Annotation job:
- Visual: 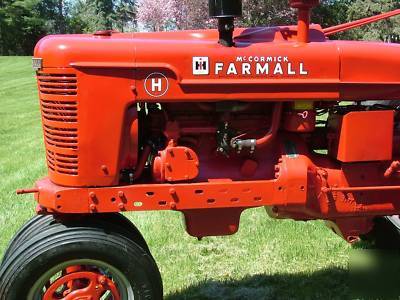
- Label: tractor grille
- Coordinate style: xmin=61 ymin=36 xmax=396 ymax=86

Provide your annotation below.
xmin=41 ymin=100 xmax=78 ymax=123
xmin=37 ymin=73 xmax=77 ymax=95
xmin=38 ymin=72 xmax=79 ymax=176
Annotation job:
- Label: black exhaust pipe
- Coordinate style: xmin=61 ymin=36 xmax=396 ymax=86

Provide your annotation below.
xmin=209 ymin=0 xmax=242 ymax=47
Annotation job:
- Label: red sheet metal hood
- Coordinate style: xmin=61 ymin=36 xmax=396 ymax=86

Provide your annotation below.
xmin=33 ymin=26 xmax=400 ymax=101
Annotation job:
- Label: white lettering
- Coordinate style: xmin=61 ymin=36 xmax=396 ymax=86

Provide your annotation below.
xmin=242 ymin=63 xmax=251 ymax=75
xmin=227 ymin=63 xmax=237 ymax=75
xmin=300 ymin=63 xmax=308 ymax=75
xmin=215 ymin=63 xmax=224 ymax=75
xmin=151 ymin=78 xmax=162 ymax=92
xmin=256 ymin=63 xmax=269 ymax=75
xmin=288 ymin=63 xmax=296 ymax=75
xmin=273 ymin=63 xmax=283 ymax=75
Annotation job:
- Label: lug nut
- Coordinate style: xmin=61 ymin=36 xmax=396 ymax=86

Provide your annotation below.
xmin=89 ymin=204 xmax=96 ymax=212
xmin=98 ymin=275 xmax=107 ymax=285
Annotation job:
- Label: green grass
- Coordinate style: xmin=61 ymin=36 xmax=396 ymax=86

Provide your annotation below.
xmin=0 ymin=57 xmax=351 ymax=299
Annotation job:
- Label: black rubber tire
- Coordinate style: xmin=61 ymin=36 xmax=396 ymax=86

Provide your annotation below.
xmin=361 ymin=216 xmax=400 ymax=249
xmin=1 ymin=213 xmax=150 ymax=265
xmin=1 ymin=214 xmax=53 ymax=264
xmin=0 ymin=220 xmax=163 ymax=299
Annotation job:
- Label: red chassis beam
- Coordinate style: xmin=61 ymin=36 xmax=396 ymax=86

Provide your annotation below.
xmin=33 ymin=154 xmax=400 ymax=221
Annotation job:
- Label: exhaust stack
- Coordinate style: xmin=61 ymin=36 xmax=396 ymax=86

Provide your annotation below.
xmin=209 ymin=0 xmax=242 ymax=47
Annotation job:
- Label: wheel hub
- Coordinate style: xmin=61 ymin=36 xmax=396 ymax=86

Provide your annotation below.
xmin=43 ymin=270 xmax=120 ymax=300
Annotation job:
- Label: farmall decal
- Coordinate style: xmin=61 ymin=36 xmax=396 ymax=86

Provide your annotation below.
xmin=192 ymin=56 xmax=308 ymax=76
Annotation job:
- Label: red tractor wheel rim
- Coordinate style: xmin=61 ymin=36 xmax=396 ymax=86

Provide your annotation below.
xmin=43 ymin=270 xmax=120 ymax=300
xmin=27 ymin=260 xmax=133 ymax=300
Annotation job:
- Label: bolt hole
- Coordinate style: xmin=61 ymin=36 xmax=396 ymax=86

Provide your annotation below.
xmin=254 ymin=197 xmax=262 ymax=201
xmin=195 ymin=189 xmax=203 ymax=194
xmin=56 ymin=205 xmax=62 ymax=209
xmin=347 ymin=236 xmax=359 ymax=243
xmin=278 ymin=186 xmax=283 ymax=191
xmin=56 ymin=194 xmax=61 ymax=199
xmin=158 ymin=201 xmax=167 ymax=206
xmin=146 ymin=192 xmax=154 ymax=197
xmin=111 ymin=197 xmax=116 ymax=202
xmin=207 ymin=199 xmax=215 ymax=204
xmin=243 ymin=188 xmax=251 ymax=193
xmin=300 ymin=186 xmax=305 ymax=191
xmin=231 ymin=198 xmax=239 ymax=202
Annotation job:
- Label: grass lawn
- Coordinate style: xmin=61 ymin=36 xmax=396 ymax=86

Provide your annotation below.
xmin=0 ymin=56 xmax=351 ymax=299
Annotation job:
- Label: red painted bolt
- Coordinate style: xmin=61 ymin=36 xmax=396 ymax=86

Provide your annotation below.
xmin=169 ymin=188 xmax=176 ymax=195
xmin=89 ymin=192 xmax=96 ymax=199
xmin=118 ymin=191 xmax=124 ymax=198
xmin=170 ymin=202 xmax=176 ymax=209
xmin=98 ymin=275 xmax=107 ymax=285
xmin=118 ymin=203 xmax=124 ymax=210
xmin=89 ymin=204 xmax=96 ymax=211
xmin=101 ymin=165 xmax=108 ymax=174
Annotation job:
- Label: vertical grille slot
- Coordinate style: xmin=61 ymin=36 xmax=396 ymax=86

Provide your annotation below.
xmin=38 ymin=71 xmax=79 ymax=176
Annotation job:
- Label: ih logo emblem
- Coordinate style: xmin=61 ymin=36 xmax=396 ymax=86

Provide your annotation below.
xmin=193 ymin=57 xmax=209 ymax=75
xmin=144 ymin=72 xmax=169 ymax=97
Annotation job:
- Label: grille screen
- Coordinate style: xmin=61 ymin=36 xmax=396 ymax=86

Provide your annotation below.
xmin=38 ymin=72 xmax=79 ymax=176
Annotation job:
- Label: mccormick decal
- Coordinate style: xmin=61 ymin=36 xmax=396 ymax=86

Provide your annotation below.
xmin=193 ymin=56 xmax=308 ymax=76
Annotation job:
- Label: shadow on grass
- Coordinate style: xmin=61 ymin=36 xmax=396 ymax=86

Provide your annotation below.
xmin=166 ymin=267 xmax=349 ymax=300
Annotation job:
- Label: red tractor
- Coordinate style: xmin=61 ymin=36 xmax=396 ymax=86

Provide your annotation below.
xmin=1 ymin=0 xmax=400 ymax=298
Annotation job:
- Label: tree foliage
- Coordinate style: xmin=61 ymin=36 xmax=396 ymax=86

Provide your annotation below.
xmin=345 ymin=0 xmax=400 ymax=41
xmin=1 ymin=0 xmax=400 ymax=55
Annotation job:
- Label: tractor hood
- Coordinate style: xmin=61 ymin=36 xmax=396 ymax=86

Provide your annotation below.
xmin=34 ymin=26 xmax=400 ymax=101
